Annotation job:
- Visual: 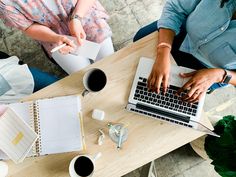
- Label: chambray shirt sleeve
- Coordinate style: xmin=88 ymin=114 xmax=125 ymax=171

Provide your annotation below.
xmin=158 ymin=0 xmax=201 ymax=35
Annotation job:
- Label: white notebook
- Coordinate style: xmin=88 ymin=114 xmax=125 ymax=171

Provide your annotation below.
xmin=0 ymin=95 xmax=85 ymax=162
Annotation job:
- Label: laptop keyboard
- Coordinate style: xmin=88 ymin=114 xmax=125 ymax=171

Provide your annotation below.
xmin=133 ymin=77 xmax=198 ymax=116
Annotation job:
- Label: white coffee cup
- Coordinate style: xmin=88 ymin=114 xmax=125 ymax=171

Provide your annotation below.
xmin=82 ymin=68 xmax=107 ymax=97
xmin=69 ymin=153 xmax=101 ymax=177
xmin=0 ymin=161 xmax=8 ymax=177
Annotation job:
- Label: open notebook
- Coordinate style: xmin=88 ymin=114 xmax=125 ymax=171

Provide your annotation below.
xmin=0 ymin=95 xmax=85 ymax=162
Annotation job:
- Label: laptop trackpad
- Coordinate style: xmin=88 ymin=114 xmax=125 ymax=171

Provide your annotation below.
xmin=169 ymin=65 xmax=195 ymax=87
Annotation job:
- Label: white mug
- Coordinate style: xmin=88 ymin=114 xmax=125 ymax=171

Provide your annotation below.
xmin=0 ymin=161 xmax=8 ymax=177
xmin=69 ymin=153 xmax=101 ymax=177
xmin=82 ymin=68 xmax=107 ymax=97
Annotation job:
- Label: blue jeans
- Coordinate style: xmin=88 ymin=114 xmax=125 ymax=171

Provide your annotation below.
xmin=133 ymin=21 xmax=227 ymax=91
xmin=29 ymin=68 xmax=59 ymax=92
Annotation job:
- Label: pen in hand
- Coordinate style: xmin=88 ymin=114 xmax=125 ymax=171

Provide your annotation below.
xmin=50 ymin=43 xmax=67 ymax=53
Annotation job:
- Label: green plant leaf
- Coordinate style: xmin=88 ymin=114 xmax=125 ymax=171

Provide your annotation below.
xmin=205 ymin=115 xmax=236 ymax=177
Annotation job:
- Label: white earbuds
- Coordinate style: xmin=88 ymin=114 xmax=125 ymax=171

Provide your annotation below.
xmin=92 ymin=109 xmax=105 ymax=121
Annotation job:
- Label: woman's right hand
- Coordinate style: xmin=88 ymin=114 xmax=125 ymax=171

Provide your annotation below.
xmin=147 ymin=48 xmax=171 ymax=94
xmin=54 ymin=35 xmax=76 ymax=55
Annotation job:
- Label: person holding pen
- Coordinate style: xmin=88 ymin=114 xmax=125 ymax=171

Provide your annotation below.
xmin=0 ymin=0 xmax=114 ymax=74
xmin=133 ymin=0 xmax=236 ymax=103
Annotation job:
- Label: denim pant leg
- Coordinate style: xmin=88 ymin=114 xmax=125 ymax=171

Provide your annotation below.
xmin=133 ymin=21 xmax=227 ymax=91
xmin=29 ymin=67 xmax=59 ymax=92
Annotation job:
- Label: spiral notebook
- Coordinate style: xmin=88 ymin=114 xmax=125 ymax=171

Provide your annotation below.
xmin=0 ymin=95 xmax=85 ymax=162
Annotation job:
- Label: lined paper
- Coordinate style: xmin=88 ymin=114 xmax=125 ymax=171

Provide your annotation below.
xmin=0 ymin=108 xmax=38 ymax=163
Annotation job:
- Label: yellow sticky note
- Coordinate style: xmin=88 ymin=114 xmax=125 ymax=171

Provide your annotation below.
xmin=12 ymin=132 xmax=24 ymax=145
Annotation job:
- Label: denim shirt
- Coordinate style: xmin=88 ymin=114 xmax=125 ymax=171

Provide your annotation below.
xmin=158 ymin=0 xmax=236 ymax=69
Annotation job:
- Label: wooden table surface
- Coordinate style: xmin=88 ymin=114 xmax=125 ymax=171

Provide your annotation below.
xmin=7 ymin=32 xmax=212 ymax=177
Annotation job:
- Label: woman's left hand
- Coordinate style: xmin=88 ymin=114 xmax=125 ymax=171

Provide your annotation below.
xmin=177 ymin=68 xmax=224 ymax=103
xmin=68 ymin=18 xmax=86 ymax=46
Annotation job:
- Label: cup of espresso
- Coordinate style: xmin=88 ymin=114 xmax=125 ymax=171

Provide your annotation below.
xmin=82 ymin=68 xmax=107 ymax=96
xmin=69 ymin=153 xmax=101 ymax=177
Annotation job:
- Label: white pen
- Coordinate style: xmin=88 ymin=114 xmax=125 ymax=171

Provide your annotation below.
xmin=50 ymin=43 xmax=67 ymax=53
xmin=117 ymin=128 xmax=124 ymax=149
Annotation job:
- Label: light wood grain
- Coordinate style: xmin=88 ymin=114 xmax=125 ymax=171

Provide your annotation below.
xmin=7 ymin=32 xmax=212 ymax=177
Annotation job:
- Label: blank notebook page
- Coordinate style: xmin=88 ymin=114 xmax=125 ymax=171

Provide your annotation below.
xmin=8 ymin=102 xmax=32 ymax=126
xmin=37 ymin=96 xmax=82 ymax=155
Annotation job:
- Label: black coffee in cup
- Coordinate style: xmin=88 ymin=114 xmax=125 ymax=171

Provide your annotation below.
xmin=87 ymin=69 xmax=107 ymax=92
xmin=74 ymin=156 xmax=94 ymax=176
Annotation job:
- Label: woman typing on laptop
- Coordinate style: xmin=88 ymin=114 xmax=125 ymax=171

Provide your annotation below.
xmin=0 ymin=0 xmax=114 ymax=74
xmin=133 ymin=0 xmax=236 ymax=103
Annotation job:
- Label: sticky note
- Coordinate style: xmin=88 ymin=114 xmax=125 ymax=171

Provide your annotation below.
xmin=12 ymin=132 xmax=24 ymax=145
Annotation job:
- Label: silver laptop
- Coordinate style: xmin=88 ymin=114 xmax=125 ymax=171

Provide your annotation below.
xmin=126 ymin=57 xmax=206 ymax=130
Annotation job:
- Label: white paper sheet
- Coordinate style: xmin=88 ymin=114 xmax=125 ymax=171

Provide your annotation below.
xmin=68 ymin=36 xmax=101 ymax=60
